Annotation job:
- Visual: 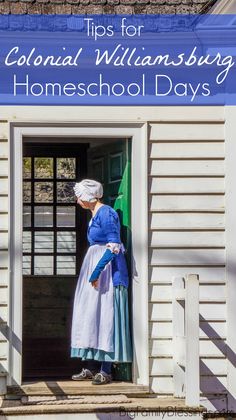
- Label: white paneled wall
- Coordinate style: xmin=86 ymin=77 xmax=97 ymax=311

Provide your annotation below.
xmin=0 ymin=130 xmax=9 ymax=379
xmin=148 ymin=121 xmax=226 ymax=398
xmin=0 ymin=109 xmax=228 ymax=403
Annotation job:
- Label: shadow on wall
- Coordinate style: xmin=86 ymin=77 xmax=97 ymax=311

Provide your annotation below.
xmin=148 ymin=250 xmax=236 ymax=412
xmin=199 ymin=315 xmax=235 ymax=412
xmin=1 ymin=250 xmax=236 ymax=411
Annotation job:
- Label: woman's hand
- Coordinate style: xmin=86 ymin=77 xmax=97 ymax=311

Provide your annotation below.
xmin=91 ymin=279 xmax=98 ymax=288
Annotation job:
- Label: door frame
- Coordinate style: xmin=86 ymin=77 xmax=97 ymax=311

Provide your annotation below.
xmin=9 ymin=123 xmax=149 ymax=387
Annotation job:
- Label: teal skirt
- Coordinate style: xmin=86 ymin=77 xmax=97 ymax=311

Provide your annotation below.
xmin=71 ymin=285 xmax=132 ymax=362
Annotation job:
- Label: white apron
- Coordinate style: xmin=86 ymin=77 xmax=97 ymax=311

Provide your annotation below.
xmin=71 ymin=244 xmax=114 ymax=353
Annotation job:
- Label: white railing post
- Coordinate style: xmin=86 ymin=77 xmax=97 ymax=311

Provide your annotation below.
xmin=185 ymin=274 xmax=200 ymax=407
xmin=172 ymin=276 xmax=186 ymax=398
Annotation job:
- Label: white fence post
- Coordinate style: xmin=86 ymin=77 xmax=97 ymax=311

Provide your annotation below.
xmin=185 ymin=274 xmax=200 ymax=407
xmin=172 ymin=276 xmax=185 ymax=398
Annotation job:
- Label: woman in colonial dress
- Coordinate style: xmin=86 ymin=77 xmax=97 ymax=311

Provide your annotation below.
xmin=71 ymin=179 xmax=132 ymax=385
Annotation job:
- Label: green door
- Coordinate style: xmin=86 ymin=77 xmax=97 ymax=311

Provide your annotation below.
xmin=87 ymin=139 xmax=132 ymax=381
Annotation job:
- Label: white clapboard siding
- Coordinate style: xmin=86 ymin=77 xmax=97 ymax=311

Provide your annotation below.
xmin=200 ymin=377 xmax=227 ymax=394
xmin=151 ymin=195 xmax=225 ymax=211
xmin=150 ymin=358 xmax=227 ymax=376
xmin=0 ymin=305 xmax=8 ymax=323
xmin=151 ymin=177 xmax=225 ymax=194
xmin=0 ymin=341 xmax=8 ymax=360
xmin=200 ymin=396 xmax=227 ymax=412
xmin=0 ymin=215 xmax=8 ymax=231
xmin=201 ymin=396 xmax=228 ymax=411
xmin=149 ymin=123 xmax=225 ymax=141
xmin=191 ymin=303 xmax=225 ymax=320
xmin=148 ymin=119 xmax=226 ymax=398
xmin=199 ymin=321 xmax=226 ymax=339
xmin=150 ymin=303 xmax=226 ymax=321
xmin=150 ymin=267 xmax=225 ymax=284
xmin=0 ymin=161 xmax=8 ymax=177
xmin=200 ymin=359 xmax=227 ymax=376
xmin=150 ymin=358 xmax=174 ymax=376
xmin=0 ymin=323 xmax=8 ymax=343
xmin=150 ymin=377 xmax=173 ymax=394
xmin=150 ymin=321 xmax=173 ymax=338
xmin=0 ymin=288 xmax=8 ymax=304
xmin=0 ymin=143 xmax=8 ymax=159
xmin=150 ymin=285 xmax=226 ymax=302
xmin=150 ymin=231 xmax=225 ymax=248
xmin=0 ymin=270 xmax=8 ymax=286
xmin=150 ymin=160 xmax=225 ymax=176
xmin=150 ymin=339 xmax=226 ymax=358
xmin=0 ymin=252 xmax=8 ymax=269
xmin=0 ymin=360 xmax=8 ymax=374
xmin=0 ymin=125 xmax=8 ymax=140
xmin=151 ymin=376 xmax=227 ymax=395
xmin=151 ymin=249 xmax=225 ymax=266
xmin=0 ymin=106 xmax=225 ymax=122
xmin=150 ymin=321 xmax=226 ymax=339
xmin=151 ymin=213 xmax=225 ymax=229
xmin=0 ymin=198 xmax=8 ymax=213
xmin=0 ymin=180 xmax=8 ymax=196
xmin=150 ymin=142 xmax=225 ymax=158
xmin=0 ymin=233 xmax=8 ymax=250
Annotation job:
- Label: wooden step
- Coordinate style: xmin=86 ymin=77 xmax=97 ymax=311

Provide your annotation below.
xmin=0 ymin=396 xmax=204 ymax=418
xmin=7 ymin=381 xmax=149 ymax=397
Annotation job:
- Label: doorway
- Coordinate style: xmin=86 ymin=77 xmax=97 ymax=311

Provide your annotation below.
xmin=22 ymin=138 xmax=131 ymax=381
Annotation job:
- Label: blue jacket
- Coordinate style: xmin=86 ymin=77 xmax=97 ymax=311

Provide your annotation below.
xmin=87 ymin=205 xmax=129 ymax=288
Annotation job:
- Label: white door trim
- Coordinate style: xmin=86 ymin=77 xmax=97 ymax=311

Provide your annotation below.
xmin=9 ymin=123 xmax=149 ymax=387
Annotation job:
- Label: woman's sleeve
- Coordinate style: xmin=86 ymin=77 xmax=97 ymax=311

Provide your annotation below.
xmin=88 ymin=207 xmax=121 ymax=282
xmin=100 ymin=206 xmax=121 ymax=243
xmin=89 ymin=248 xmax=115 ymax=282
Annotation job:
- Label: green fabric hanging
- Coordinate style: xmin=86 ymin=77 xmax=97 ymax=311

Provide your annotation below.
xmin=113 ymin=161 xmax=131 ymax=230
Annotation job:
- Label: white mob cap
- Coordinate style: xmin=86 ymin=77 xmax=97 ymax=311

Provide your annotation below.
xmin=74 ymin=179 xmax=103 ymax=202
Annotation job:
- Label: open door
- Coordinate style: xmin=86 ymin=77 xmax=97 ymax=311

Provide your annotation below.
xmin=22 ymin=142 xmax=89 ymax=380
xmin=88 ymin=139 xmax=132 ymax=381
xmin=22 ymin=138 xmax=132 ymax=381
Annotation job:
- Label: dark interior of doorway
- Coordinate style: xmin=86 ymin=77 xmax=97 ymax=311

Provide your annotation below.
xmin=22 ymin=138 xmax=132 ymax=382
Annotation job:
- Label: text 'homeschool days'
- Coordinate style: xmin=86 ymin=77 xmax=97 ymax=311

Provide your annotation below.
xmin=4 ymin=45 xmax=233 ymax=102
xmin=1 ymin=15 xmax=236 ymax=104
